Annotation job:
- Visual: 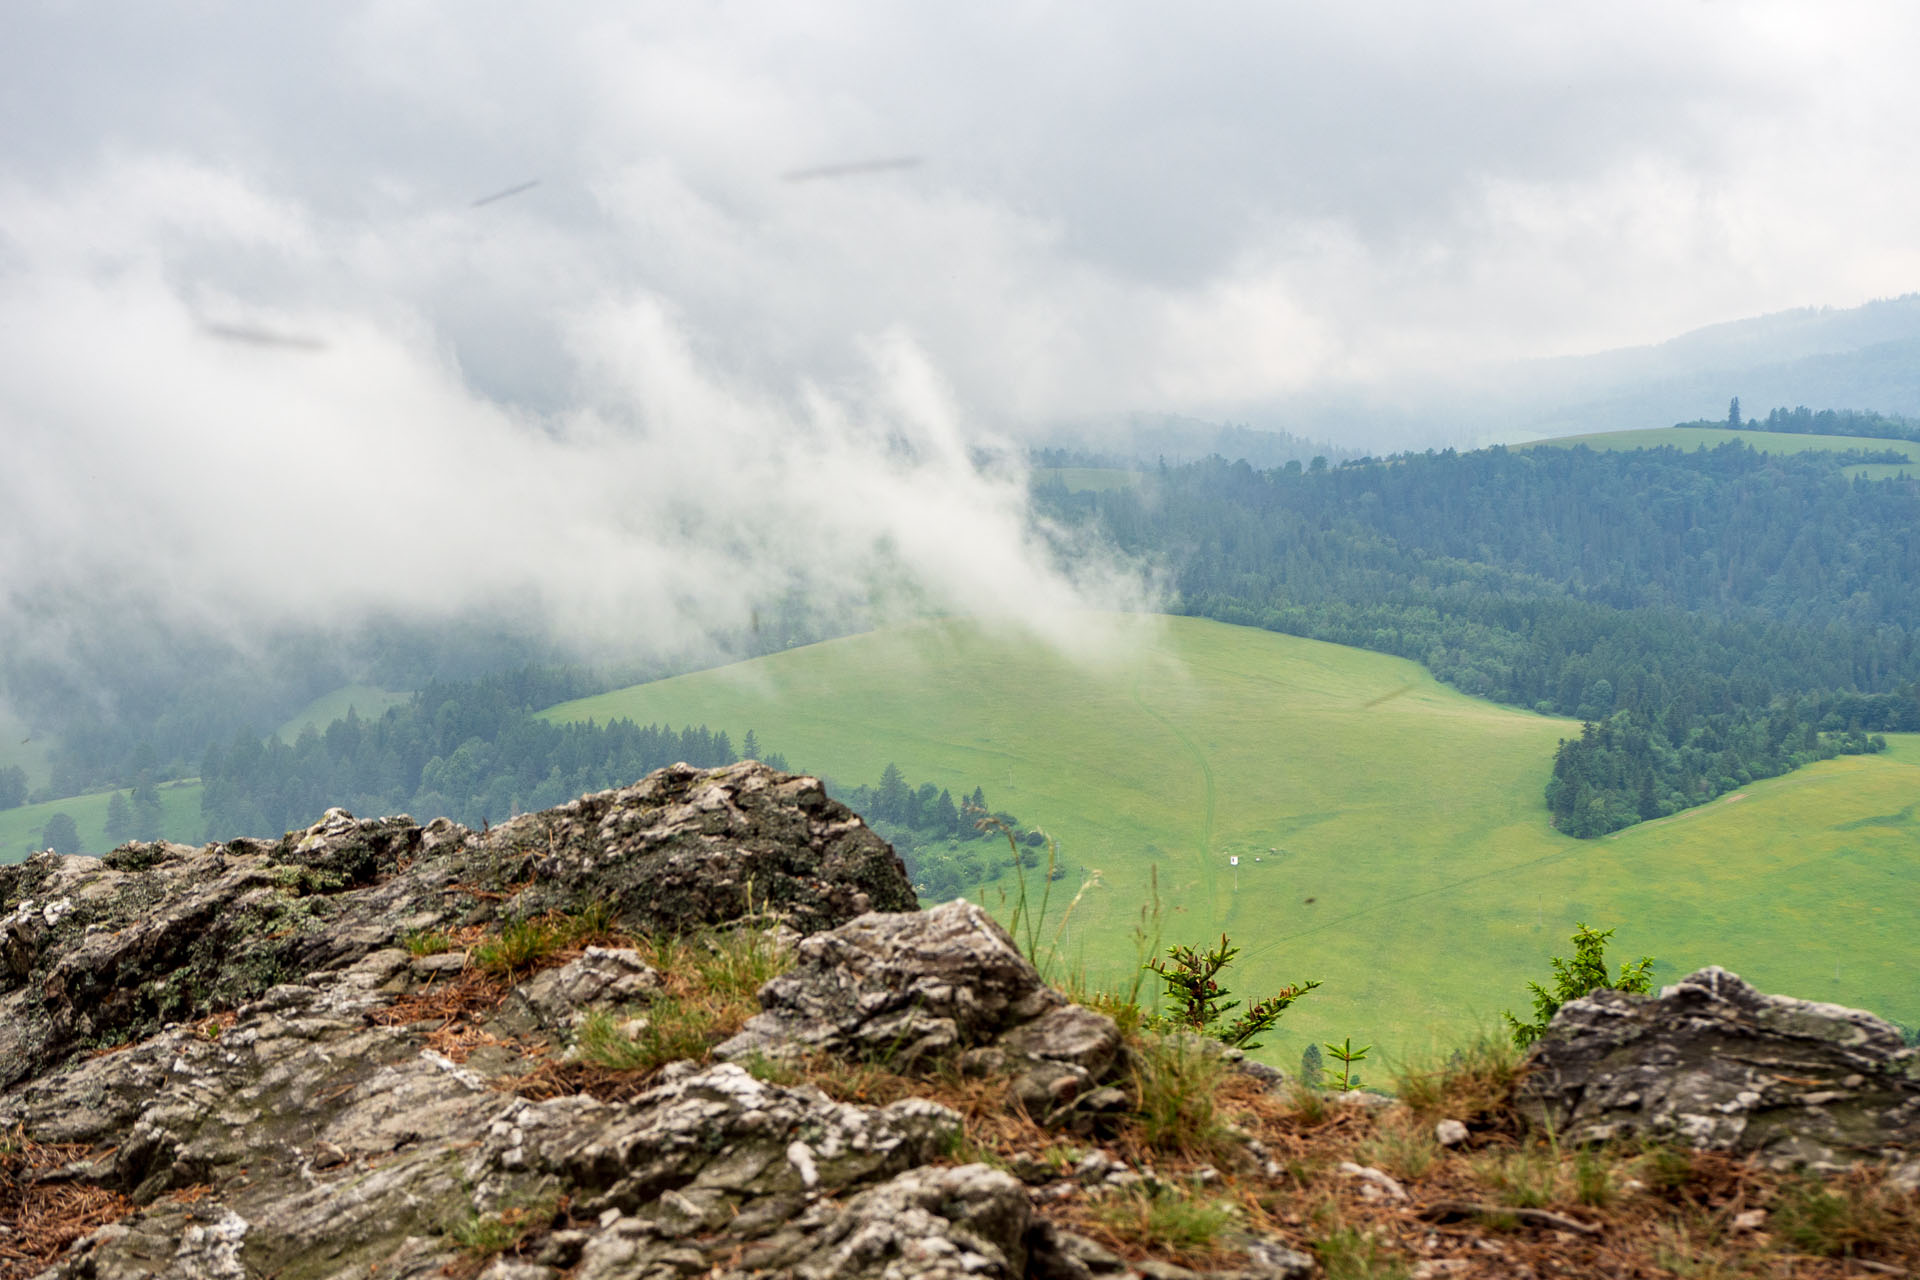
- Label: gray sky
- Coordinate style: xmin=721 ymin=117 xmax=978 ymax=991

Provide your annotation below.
xmin=2 ymin=0 xmax=1915 ymax=655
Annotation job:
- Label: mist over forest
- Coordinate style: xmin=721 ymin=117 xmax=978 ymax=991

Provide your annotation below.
xmin=6 ymin=2 xmax=1920 ymax=868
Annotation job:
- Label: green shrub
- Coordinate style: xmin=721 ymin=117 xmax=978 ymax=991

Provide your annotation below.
xmin=1322 ymin=1037 xmax=1369 ymax=1091
xmin=1504 ymin=923 xmax=1653 ymax=1048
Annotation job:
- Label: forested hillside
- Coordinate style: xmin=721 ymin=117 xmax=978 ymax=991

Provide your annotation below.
xmin=1037 ymin=438 xmax=1920 ymax=833
xmin=1683 ymin=403 xmax=1920 ymax=443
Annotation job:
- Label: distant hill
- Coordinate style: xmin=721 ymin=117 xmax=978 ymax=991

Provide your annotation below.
xmin=1494 ymin=295 xmax=1920 ymax=442
xmin=1170 ymin=293 xmax=1920 ymax=451
xmin=1034 ymin=412 xmax=1357 ymax=469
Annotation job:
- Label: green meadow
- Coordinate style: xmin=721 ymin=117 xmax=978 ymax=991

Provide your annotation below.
xmin=0 ymin=780 xmax=206 ymax=861
xmin=0 ymin=701 xmax=51 ymax=791
xmin=1523 ymin=425 xmax=1919 ymax=480
xmin=543 ymin=615 xmax=1920 ymax=1065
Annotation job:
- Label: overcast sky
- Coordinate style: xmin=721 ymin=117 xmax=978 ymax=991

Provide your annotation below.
xmin=3 ymin=1 xmax=1916 ymax=657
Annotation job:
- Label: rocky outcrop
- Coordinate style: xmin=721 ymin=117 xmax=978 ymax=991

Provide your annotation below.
xmin=10 ymin=762 xmax=1918 ymax=1280
xmin=0 ymin=764 xmax=1243 ymax=1280
xmin=717 ymin=900 xmax=1128 ymax=1128
xmin=470 ymin=762 xmax=917 ymax=935
xmin=0 ymin=762 xmax=907 ymax=1092
xmin=1517 ymin=965 xmax=1920 ymax=1170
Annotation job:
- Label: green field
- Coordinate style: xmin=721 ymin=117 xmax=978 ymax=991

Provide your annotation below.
xmin=543 ymin=615 xmax=1920 ymax=1065
xmin=0 ymin=780 xmax=206 ymax=861
xmin=1524 ymin=425 xmax=1919 ymax=480
xmin=276 ymin=684 xmax=410 ymax=742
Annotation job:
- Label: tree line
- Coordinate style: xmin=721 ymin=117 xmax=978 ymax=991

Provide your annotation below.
xmin=198 ymin=692 xmax=762 ymax=839
xmin=1544 ymin=710 xmax=1886 ymax=837
xmin=828 ymin=763 xmax=1042 ymax=901
xmin=1681 ymin=403 xmax=1920 ymax=444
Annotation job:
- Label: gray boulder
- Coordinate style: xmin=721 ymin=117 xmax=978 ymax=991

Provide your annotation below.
xmin=0 ymin=763 xmax=909 ymax=1091
xmin=717 ymin=898 xmax=1066 ymax=1068
xmin=1517 ymin=965 xmax=1920 ymax=1169
xmin=502 ymin=947 xmax=662 ymax=1034
xmin=468 ymin=761 xmax=916 ymax=935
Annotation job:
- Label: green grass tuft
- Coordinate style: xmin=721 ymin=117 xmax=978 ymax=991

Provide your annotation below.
xmin=1313 ymin=1227 xmax=1410 ymax=1280
xmin=1087 ymin=1182 xmax=1236 ymax=1254
xmin=1128 ymin=1031 xmax=1236 ymax=1161
xmin=402 ymin=928 xmax=454 ymax=957
xmin=472 ymin=917 xmax=568 ymax=979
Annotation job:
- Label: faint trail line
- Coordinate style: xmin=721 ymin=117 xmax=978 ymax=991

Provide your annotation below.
xmin=1233 ymin=843 xmax=1591 ymax=969
xmin=1130 ymin=669 xmax=1218 ymax=929
xmin=1360 ymin=683 xmax=1416 ymax=710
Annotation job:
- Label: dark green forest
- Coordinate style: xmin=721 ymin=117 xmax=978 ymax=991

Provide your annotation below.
xmin=195 ymin=668 xmax=762 ymax=838
xmin=1035 ymin=439 xmax=1920 ymax=834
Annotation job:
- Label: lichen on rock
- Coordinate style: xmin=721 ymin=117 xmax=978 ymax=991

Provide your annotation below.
xmin=1517 ymin=964 xmax=1920 ymax=1169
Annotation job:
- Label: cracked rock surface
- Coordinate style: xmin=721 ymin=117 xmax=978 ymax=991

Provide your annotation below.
xmin=1517 ymin=965 xmax=1920 ymax=1168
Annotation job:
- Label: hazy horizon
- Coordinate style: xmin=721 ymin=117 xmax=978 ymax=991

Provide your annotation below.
xmin=4 ymin=0 xmax=1917 ymax=666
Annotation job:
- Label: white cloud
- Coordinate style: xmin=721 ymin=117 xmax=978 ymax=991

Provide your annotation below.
xmin=2 ymin=0 xmax=1918 ymax=653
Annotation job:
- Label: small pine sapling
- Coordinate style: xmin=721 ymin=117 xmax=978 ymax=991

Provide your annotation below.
xmin=1505 ymin=922 xmax=1654 ymax=1048
xmin=1299 ymin=1042 xmax=1324 ymax=1089
xmin=1323 ymin=1037 xmax=1369 ymax=1091
xmin=1143 ymin=933 xmax=1319 ymax=1050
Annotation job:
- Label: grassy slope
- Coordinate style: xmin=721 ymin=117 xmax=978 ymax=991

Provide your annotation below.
xmin=1523 ymin=425 xmax=1919 ymax=480
xmin=0 ymin=702 xmax=51 ymax=792
xmin=275 ymin=684 xmax=410 ymax=743
xmin=542 ymin=615 xmax=1920 ymax=1063
xmin=0 ymin=781 xmax=205 ymax=861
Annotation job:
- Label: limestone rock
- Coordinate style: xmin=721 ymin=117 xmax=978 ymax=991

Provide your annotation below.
xmin=0 ymin=763 xmax=908 ymax=1092
xmin=1516 ymin=965 xmax=1920 ymax=1168
xmin=507 ymin=1062 xmax=961 ymax=1215
xmin=467 ymin=761 xmax=915 ymax=935
xmin=503 ymin=947 xmax=661 ymax=1034
xmin=0 ymin=764 xmax=932 ymax=1280
xmin=717 ymin=898 xmax=1064 ymax=1068
xmin=756 ymin=1163 xmax=1034 ymax=1280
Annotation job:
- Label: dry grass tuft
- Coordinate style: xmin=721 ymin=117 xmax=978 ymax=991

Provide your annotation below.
xmin=1391 ymin=1033 xmax=1526 ymax=1127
